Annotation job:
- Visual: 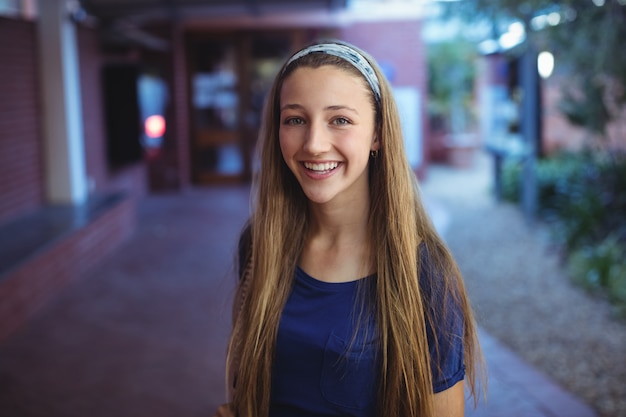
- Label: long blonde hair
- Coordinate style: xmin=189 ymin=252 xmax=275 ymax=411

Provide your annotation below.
xmin=227 ymin=40 xmax=483 ymax=417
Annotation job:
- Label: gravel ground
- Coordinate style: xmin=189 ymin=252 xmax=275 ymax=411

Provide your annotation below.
xmin=420 ymin=152 xmax=626 ymax=417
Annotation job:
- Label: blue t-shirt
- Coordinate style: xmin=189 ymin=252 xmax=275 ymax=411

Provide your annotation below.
xmin=269 ymin=253 xmax=466 ymax=417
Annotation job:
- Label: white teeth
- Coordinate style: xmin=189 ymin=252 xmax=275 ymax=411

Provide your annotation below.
xmin=304 ymin=162 xmax=339 ymax=172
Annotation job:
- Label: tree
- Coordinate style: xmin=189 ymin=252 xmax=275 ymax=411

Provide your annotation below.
xmin=427 ymin=37 xmax=477 ymax=134
xmin=443 ymin=0 xmax=626 ymax=146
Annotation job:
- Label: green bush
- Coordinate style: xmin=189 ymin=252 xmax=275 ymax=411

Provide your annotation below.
xmin=500 ymin=152 xmax=589 ymax=218
xmin=568 ymin=235 xmax=623 ymax=290
xmin=427 ymin=38 xmax=477 ymax=133
xmin=502 ymin=150 xmax=626 ymax=316
xmin=608 ymin=265 xmax=626 ymax=319
xmin=568 ymin=235 xmax=626 ymax=318
xmin=502 ymin=151 xmax=626 ymax=246
xmin=500 ymin=159 xmax=522 ymax=203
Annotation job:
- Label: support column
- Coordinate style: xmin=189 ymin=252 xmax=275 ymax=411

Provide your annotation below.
xmin=520 ymin=45 xmax=539 ymax=223
xmin=37 ymin=0 xmax=87 ymax=205
xmin=480 ymin=52 xmax=509 ymax=201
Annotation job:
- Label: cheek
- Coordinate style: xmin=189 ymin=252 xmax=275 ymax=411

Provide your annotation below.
xmin=345 ymin=131 xmax=374 ymax=160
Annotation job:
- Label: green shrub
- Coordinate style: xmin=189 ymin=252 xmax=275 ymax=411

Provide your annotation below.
xmin=502 ymin=151 xmax=626 ymax=246
xmin=500 ymin=151 xmax=590 ymax=218
xmin=567 ymin=235 xmax=626 ymax=318
xmin=502 ymin=150 xmax=626 ymax=316
xmin=500 ymin=159 xmax=522 ymax=203
xmin=607 ymin=265 xmax=626 ymax=319
xmin=568 ymin=235 xmax=623 ymax=289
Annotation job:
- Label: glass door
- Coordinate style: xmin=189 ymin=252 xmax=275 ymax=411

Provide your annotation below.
xmin=240 ymin=34 xmax=293 ymax=178
xmin=190 ymin=37 xmax=243 ymax=183
xmin=188 ymin=31 xmax=300 ymax=184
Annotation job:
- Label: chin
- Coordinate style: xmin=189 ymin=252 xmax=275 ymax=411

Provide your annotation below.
xmin=301 ymin=189 xmax=336 ymax=205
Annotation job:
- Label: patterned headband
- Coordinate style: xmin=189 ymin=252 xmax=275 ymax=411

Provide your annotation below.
xmin=284 ymin=43 xmax=381 ymax=103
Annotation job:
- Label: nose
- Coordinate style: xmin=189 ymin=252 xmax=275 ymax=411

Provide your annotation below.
xmin=302 ymin=121 xmax=330 ymax=155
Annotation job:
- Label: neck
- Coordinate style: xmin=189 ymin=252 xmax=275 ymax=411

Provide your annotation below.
xmin=306 ymin=196 xmax=370 ymax=248
xmin=299 ymin=195 xmax=374 ymax=282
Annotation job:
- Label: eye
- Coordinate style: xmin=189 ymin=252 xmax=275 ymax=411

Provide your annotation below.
xmin=284 ymin=117 xmax=305 ymax=126
xmin=332 ymin=117 xmax=351 ymax=126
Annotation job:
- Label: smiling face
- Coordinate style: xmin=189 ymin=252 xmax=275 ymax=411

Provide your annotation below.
xmin=278 ymin=65 xmax=379 ymax=207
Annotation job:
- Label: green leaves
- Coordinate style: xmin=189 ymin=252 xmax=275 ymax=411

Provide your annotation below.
xmin=501 ymin=151 xmax=626 ymax=318
xmin=445 ymin=0 xmax=626 ymax=142
xmin=427 ymin=38 xmax=477 ymax=132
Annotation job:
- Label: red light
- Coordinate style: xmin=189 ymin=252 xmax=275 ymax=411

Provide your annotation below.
xmin=145 ymin=115 xmax=165 ymax=138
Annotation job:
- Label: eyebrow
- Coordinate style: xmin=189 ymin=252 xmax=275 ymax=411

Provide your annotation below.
xmin=280 ymin=103 xmax=359 ymax=114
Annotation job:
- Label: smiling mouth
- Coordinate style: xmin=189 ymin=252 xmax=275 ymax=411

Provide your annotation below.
xmin=303 ymin=162 xmax=339 ymax=174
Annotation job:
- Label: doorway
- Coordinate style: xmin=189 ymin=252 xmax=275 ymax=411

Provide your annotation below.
xmin=187 ymin=31 xmax=296 ymax=184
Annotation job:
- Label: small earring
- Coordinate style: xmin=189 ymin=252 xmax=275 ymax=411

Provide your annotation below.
xmin=370 ymin=149 xmax=379 ymax=158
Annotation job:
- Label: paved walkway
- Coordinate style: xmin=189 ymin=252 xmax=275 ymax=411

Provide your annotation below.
xmin=0 ymin=158 xmax=598 ymax=416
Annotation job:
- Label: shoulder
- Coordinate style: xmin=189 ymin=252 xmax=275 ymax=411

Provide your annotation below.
xmin=417 ymin=242 xmax=466 ymax=392
xmin=417 ymin=242 xmax=463 ymax=324
xmin=417 ymin=243 xmax=446 ymax=303
xmin=417 ymin=242 xmax=463 ymax=305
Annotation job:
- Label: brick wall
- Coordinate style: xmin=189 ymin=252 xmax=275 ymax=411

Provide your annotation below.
xmin=0 ymin=196 xmax=135 ymax=343
xmin=541 ymin=75 xmax=588 ymax=154
xmin=340 ymin=19 xmax=428 ymax=174
xmin=0 ymin=18 xmax=147 ymax=224
xmin=0 ymin=18 xmax=145 ymax=342
xmin=0 ymin=17 xmax=44 ymax=224
xmin=340 ymin=20 xmax=425 ymax=89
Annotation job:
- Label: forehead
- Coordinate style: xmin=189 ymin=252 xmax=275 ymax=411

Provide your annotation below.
xmin=280 ymin=65 xmax=373 ymax=106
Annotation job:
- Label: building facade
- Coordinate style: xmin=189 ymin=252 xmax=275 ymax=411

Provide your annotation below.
xmin=0 ymin=0 xmax=429 ymax=341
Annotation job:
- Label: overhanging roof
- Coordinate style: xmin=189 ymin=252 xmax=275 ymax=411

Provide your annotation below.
xmin=81 ymin=0 xmax=348 ymax=24
xmin=75 ymin=0 xmax=349 ymax=50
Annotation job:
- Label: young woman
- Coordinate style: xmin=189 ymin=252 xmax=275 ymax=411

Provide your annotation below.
xmin=215 ymin=40 xmax=484 ymax=417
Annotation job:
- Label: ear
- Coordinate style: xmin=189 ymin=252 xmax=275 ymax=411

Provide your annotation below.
xmin=371 ymin=135 xmax=380 ymax=152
